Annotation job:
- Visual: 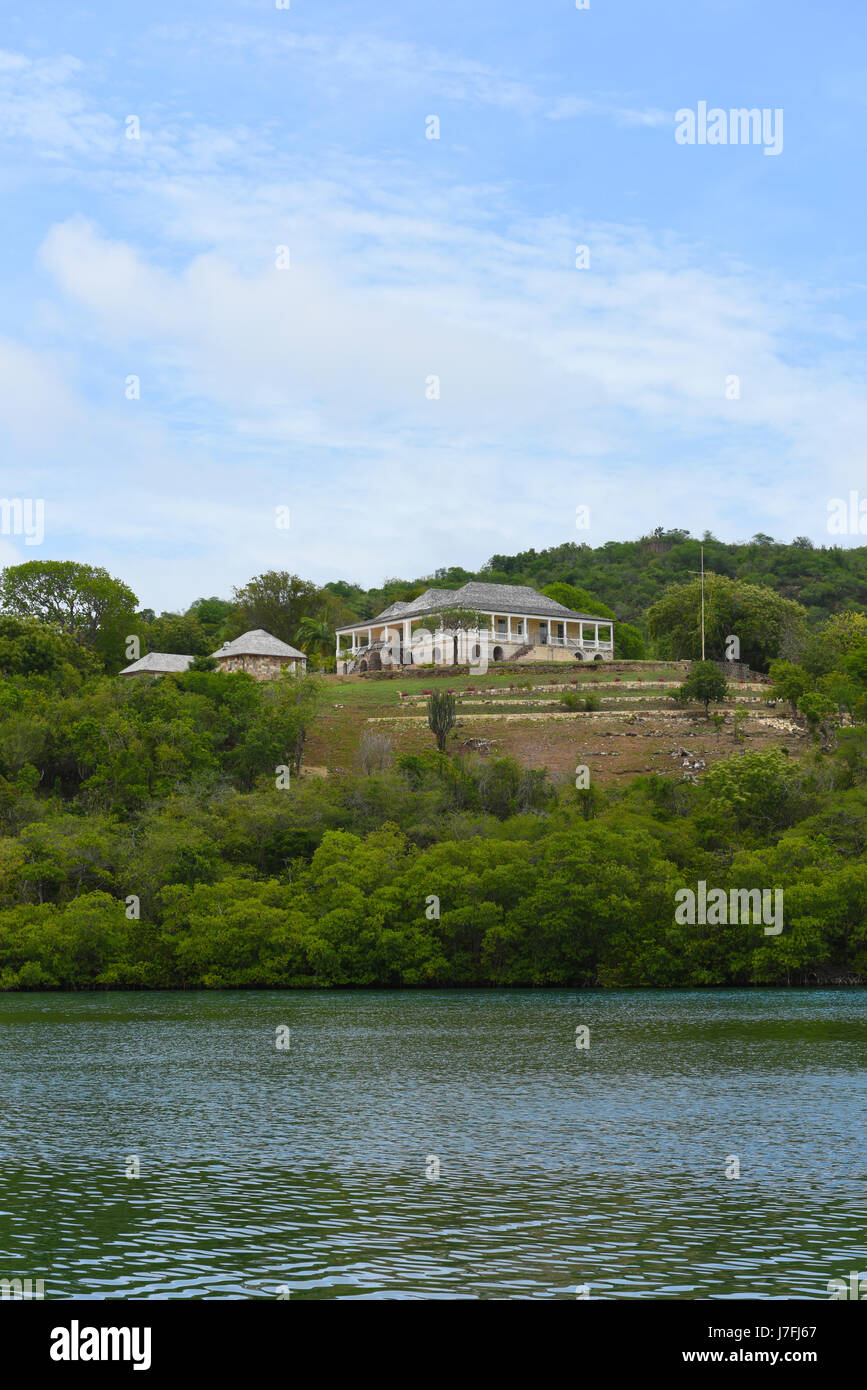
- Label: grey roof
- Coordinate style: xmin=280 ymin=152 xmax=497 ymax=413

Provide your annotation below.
xmin=212 ymin=628 xmax=307 ymax=660
xmin=120 ymin=652 xmax=194 ymax=675
xmin=375 ymin=599 xmax=412 ymax=620
xmin=363 ymin=582 xmax=609 ymax=625
xmin=372 ymin=589 xmax=456 ymax=621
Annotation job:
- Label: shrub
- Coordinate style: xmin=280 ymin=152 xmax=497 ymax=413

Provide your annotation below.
xmin=358 ymin=730 xmax=393 ymax=774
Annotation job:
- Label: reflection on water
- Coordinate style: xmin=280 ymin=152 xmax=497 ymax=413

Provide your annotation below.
xmin=1 ymin=989 xmax=864 ymax=1299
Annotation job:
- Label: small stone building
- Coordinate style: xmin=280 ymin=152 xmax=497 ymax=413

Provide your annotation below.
xmin=212 ymin=629 xmax=308 ymax=679
xmin=120 ymin=652 xmax=195 ymax=678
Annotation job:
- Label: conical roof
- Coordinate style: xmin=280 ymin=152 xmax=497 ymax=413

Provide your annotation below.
xmin=120 ymin=652 xmax=194 ymax=675
xmin=212 ymin=629 xmax=306 ymax=660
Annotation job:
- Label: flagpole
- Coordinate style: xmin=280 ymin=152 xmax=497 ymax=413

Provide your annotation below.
xmin=689 ymin=543 xmax=707 ymax=661
xmin=700 ymin=544 xmax=705 ymax=661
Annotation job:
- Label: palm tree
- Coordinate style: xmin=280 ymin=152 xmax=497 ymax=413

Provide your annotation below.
xmin=296 ymin=616 xmax=334 ymax=669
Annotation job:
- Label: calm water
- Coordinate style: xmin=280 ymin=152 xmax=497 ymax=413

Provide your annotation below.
xmin=0 ymin=989 xmax=864 ymax=1300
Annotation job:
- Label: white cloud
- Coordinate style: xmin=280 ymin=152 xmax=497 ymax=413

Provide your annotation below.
xmin=548 ymin=96 xmax=671 ymax=127
xmin=0 ymin=335 xmax=85 ymax=451
xmin=149 ymin=22 xmax=667 ymax=128
xmin=28 ymin=185 xmax=867 ymax=608
xmin=0 ymin=50 xmax=115 ymax=158
xmin=3 ymin=31 xmax=864 ymax=604
xmin=35 ymin=206 xmax=853 ymax=453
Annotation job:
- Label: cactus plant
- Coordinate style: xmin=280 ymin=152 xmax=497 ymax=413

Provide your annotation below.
xmin=427 ymin=691 xmax=456 ymax=753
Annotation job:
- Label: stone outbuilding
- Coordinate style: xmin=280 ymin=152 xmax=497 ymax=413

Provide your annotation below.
xmin=212 ymin=629 xmax=308 ymax=679
xmin=120 ymin=652 xmax=195 ymax=678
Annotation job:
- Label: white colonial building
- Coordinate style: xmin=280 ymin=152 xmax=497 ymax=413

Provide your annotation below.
xmin=336 ymin=581 xmax=614 ymax=673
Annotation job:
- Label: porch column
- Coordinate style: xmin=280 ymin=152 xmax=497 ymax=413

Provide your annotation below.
xmin=508 ymin=615 xmax=512 ymax=642
xmin=593 ymin=623 xmax=599 ymax=647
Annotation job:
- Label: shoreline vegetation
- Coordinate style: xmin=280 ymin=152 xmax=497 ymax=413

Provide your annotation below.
xmin=0 ymin=540 xmax=865 ymax=991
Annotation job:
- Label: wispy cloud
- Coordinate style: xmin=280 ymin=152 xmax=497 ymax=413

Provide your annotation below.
xmin=23 ymin=181 xmax=865 ymax=602
xmin=0 ymin=49 xmax=116 ymax=158
xmin=547 ymin=96 xmax=670 ymax=127
xmin=0 ymin=14 xmax=862 ymax=605
xmin=150 ymin=22 xmax=667 ymax=128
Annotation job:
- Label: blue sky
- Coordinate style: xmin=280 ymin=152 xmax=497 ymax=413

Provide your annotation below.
xmin=2 ymin=0 xmax=865 ymax=610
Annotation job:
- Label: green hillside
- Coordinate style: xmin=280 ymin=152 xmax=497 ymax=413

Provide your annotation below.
xmin=326 ymin=529 xmax=867 ymax=630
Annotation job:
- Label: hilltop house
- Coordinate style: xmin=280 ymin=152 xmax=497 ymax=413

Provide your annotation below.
xmin=335 ymin=582 xmax=614 ymax=673
xmin=121 ymin=629 xmax=307 ymax=680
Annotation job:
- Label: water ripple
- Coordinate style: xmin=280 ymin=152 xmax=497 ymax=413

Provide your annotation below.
xmin=0 ymin=988 xmax=864 ymax=1299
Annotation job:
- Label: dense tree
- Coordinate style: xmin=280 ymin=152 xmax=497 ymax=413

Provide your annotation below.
xmin=700 ymin=749 xmax=814 ymax=835
xmin=189 ymin=654 xmax=218 ymax=673
xmin=0 ymin=616 xmax=100 ymax=684
xmin=0 ymin=545 xmax=867 ymax=991
xmin=842 ymin=642 xmax=867 ymax=686
xmin=541 ymin=582 xmax=614 ymax=618
xmin=612 ymin=622 xmax=646 ymax=659
xmin=647 ymin=573 xmax=808 ymax=670
xmin=228 ymin=571 xmax=322 ymax=646
xmin=186 ymin=597 xmax=235 ymax=643
xmin=231 ymin=677 xmax=322 ymax=789
xmin=387 ymin=534 xmax=867 ymax=630
xmin=674 ymin=660 xmax=728 ymax=716
xmin=139 ymin=612 xmax=212 ymax=656
xmin=0 ymin=562 xmax=138 ymax=665
xmin=0 ymin=725 xmax=863 ymax=987
xmin=769 ymin=660 xmax=811 ymax=713
xmin=799 ymin=612 xmax=867 ymax=677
